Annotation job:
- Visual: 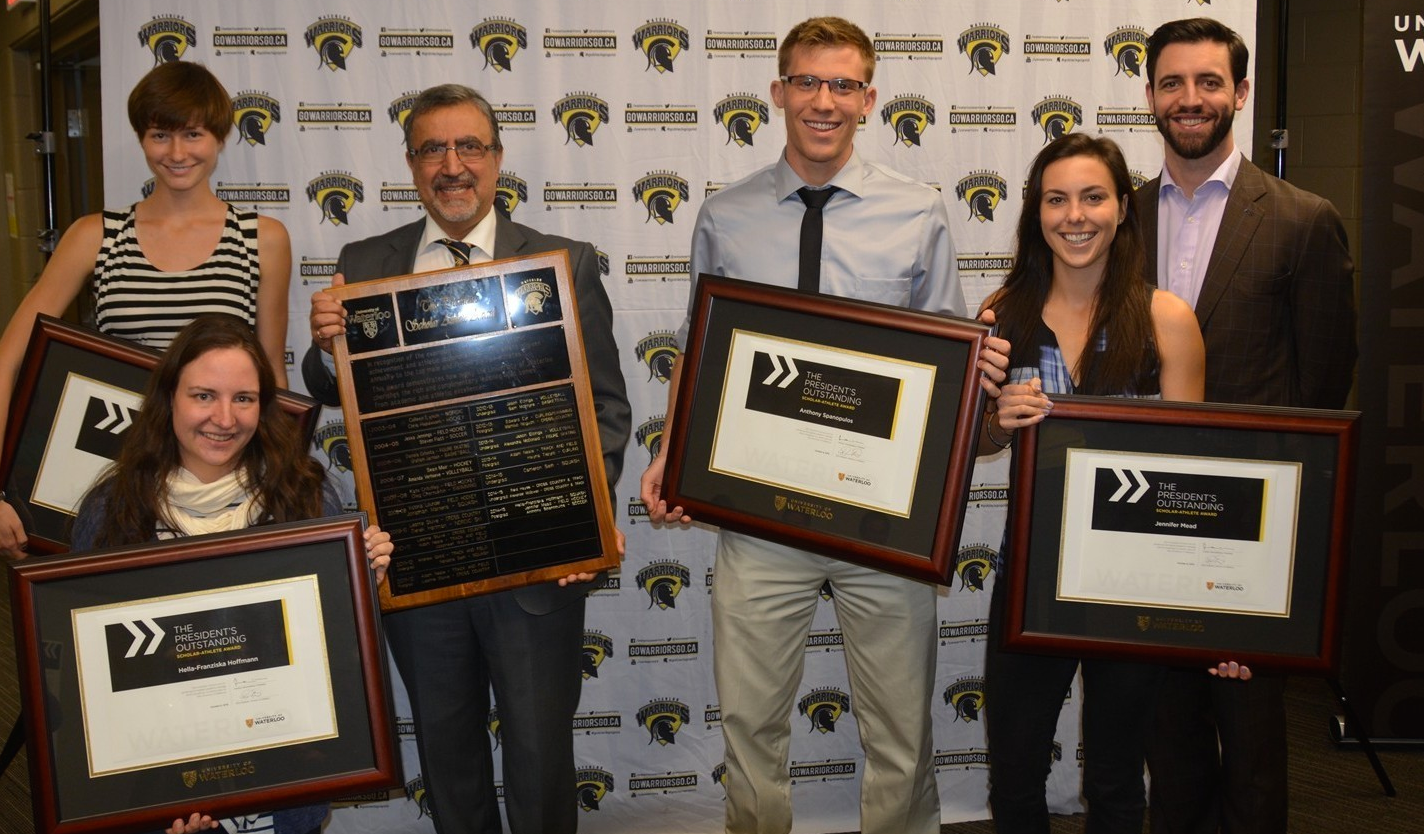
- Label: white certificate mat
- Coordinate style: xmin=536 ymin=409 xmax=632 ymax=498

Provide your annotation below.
xmin=1058 ymin=449 xmax=1301 ymax=616
xmin=72 ymin=575 xmax=337 ymax=776
xmin=32 ymin=372 xmax=143 ymax=515
xmin=709 ymin=330 xmax=935 ymax=517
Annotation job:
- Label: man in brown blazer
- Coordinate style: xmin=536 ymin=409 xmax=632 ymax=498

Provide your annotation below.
xmin=1138 ymin=18 xmax=1356 ymax=834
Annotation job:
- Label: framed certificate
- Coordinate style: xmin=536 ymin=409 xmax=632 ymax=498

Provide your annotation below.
xmin=326 ymin=251 xmax=619 ymax=611
xmin=0 ymin=315 xmax=321 ymax=554
xmin=7 ymin=515 xmax=401 ymax=834
xmin=662 ymin=275 xmax=989 ymax=584
xmin=1002 ymin=395 xmax=1359 ymax=673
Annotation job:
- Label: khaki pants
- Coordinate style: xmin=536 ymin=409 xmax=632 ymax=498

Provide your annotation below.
xmin=711 ymin=531 xmax=940 ymax=834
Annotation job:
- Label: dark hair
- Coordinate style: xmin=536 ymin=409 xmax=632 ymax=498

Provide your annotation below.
xmin=84 ymin=314 xmax=324 ymax=547
xmin=403 ymin=84 xmax=502 ymax=151
xmin=778 ymin=16 xmax=876 ymax=83
xmin=127 ymin=61 xmax=233 ymax=140
xmin=992 ymin=134 xmax=1154 ymax=395
xmin=1146 ymin=18 xmax=1250 ymax=86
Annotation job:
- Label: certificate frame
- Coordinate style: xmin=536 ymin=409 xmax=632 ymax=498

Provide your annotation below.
xmin=662 ymin=274 xmax=989 ymax=584
xmin=8 ymin=515 xmax=401 ymax=834
xmin=326 ymin=251 xmax=619 ymax=611
xmin=0 ymin=315 xmax=321 ymax=554
xmin=1003 ymin=395 xmax=1359 ymax=674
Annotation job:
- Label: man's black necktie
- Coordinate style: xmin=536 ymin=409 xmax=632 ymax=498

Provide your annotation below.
xmin=797 ymin=186 xmax=837 ymax=293
xmin=438 ymin=238 xmax=472 ymax=265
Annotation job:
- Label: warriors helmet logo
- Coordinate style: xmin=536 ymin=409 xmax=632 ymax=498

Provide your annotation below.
xmin=956 ymin=171 xmax=1008 ymax=223
xmin=582 ymin=631 xmax=613 ymax=680
xmin=881 ymin=96 xmax=937 ymax=147
xmin=1104 ymin=27 xmax=1149 ymax=78
xmin=575 ymin=767 xmax=615 ymax=811
xmin=634 ymin=331 xmax=679 ymax=383
xmin=496 ymin=174 xmax=528 ymax=218
xmin=633 ymin=19 xmax=689 ymax=73
xmin=954 ymin=544 xmax=996 ymax=591
xmin=958 ymin=24 xmax=1010 ymax=77
xmin=387 ymin=91 xmax=420 ymax=133
xmin=305 ymin=17 xmax=363 ymax=72
xmin=487 ymin=708 xmax=501 ymax=750
xmin=1031 ymin=96 xmax=1082 ymax=143
xmin=944 ymin=678 xmax=987 ymax=723
xmin=798 ymin=688 xmax=852 ymax=734
xmin=313 ymin=421 xmax=352 ymax=473
xmin=636 ymin=699 xmax=691 ymax=745
xmin=714 ymin=95 xmax=770 ymax=147
xmin=635 ymin=416 xmax=665 ymax=463
xmin=552 ymin=93 xmax=609 ymax=147
xmin=306 ymin=171 xmax=365 ymax=226
xmin=405 ymin=775 xmax=435 ymax=819
xmin=138 ymin=16 xmax=196 ymax=65
xmin=633 ymin=171 xmax=690 ymax=225
xmin=471 ymin=18 xmax=528 ymax=73
xmin=514 ymin=277 xmax=553 ymax=315
xmin=636 ymin=560 xmax=690 ymax=610
xmin=712 ymin=762 xmax=728 ymax=789
xmin=233 ymin=92 xmax=281 ymax=147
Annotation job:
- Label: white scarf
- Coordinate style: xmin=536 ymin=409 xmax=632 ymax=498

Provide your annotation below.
xmin=159 ymin=468 xmax=262 ymax=539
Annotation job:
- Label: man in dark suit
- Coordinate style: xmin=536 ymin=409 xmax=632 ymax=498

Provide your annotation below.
xmin=303 ymin=84 xmax=629 ymax=834
xmin=1138 ymin=19 xmax=1356 ymax=834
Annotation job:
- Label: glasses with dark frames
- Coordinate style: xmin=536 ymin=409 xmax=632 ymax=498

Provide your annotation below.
xmin=408 ymin=139 xmax=501 ymax=165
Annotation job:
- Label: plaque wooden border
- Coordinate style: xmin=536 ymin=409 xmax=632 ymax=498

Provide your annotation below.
xmin=0 ymin=315 xmax=320 ymax=555
xmin=327 ymin=250 xmax=619 ymax=611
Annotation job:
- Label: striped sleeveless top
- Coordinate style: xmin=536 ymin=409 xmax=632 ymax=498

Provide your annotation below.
xmin=93 ymin=203 xmax=261 ymax=349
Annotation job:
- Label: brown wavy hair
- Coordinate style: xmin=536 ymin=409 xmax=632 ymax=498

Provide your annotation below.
xmin=991 ymin=133 xmax=1154 ymax=395
xmin=85 ymin=314 xmax=324 ymax=547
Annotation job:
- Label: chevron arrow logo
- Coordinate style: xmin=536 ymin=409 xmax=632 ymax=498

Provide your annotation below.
xmin=1108 ymin=468 xmax=1150 ymax=503
xmin=93 ymin=399 xmax=136 ymax=435
xmin=761 ymin=354 xmax=799 ymax=388
xmin=121 ymin=618 xmax=165 ymax=657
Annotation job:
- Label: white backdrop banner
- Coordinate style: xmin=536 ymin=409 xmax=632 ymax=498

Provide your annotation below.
xmin=99 ymin=2 xmax=1256 ymax=831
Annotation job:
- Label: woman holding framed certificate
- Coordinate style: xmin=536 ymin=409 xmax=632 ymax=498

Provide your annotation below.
xmin=979 ymin=134 xmax=1205 ymax=834
xmin=70 ymin=314 xmax=392 ymax=834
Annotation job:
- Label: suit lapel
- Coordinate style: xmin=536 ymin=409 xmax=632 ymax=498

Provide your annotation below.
xmin=1138 ymin=178 xmax=1161 ymax=287
xmin=387 ymin=220 xmax=424 ymax=275
xmin=492 ymin=213 xmax=528 ymax=260
xmin=1194 ymin=160 xmax=1267 ymax=324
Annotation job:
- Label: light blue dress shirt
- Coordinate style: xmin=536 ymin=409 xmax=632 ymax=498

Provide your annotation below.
xmin=1155 ymin=151 xmax=1242 ymax=310
xmin=679 ymin=150 xmax=964 ymax=345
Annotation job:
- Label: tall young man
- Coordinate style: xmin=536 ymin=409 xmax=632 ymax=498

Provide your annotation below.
xmin=641 ymin=17 xmax=980 ymax=834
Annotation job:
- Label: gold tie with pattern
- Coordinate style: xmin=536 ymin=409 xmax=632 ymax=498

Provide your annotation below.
xmin=439 ymin=238 xmax=472 ymax=265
